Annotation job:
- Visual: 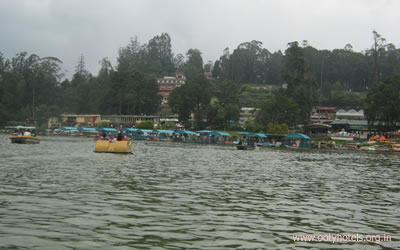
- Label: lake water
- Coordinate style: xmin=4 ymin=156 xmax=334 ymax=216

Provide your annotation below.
xmin=0 ymin=134 xmax=399 ymax=249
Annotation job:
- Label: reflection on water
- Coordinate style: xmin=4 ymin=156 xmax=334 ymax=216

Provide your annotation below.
xmin=0 ymin=134 xmax=399 ymax=249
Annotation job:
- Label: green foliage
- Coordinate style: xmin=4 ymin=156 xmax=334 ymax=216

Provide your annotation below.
xmin=242 ymin=119 xmax=264 ymax=133
xmin=35 ymin=104 xmax=61 ymax=126
xmin=256 ymin=95 xmax=299 ymax=128
xmin=138 ymin=120 xmax=154 ymax=129
xmin=283 ymin=42 xmax=317 ymax=124
xmin=266 ymin=122 xmax=288 ymax=134
xmin=161 ymin=121 xmax=176 ymax=130
xmin=183 ymin=49 xmax=204 ymax=80
xmin=115 ymin=71 xmax=160 ymax=115
xmin=96 ymin=121 xmax=109 ymax=128
xmin=217 ymin=41 xmax=276 ymax=85
xmin=365 ymin=75 xmax=400 ymax=131
xmin=2 ymin=31 xmax=400 ymax=129
xmin=324 ymin=82 xmax=366 ymax=107
xmin=117 ymin=33 xmax=175 ymax=75
xmin=0 ymin=52 xmax=64 ymax=124
xmin=239 ymin=85 xmax=273 ymax=107
xmin=207 ymin=81 xmax=241 ymax=129
xmin=169 ymin=74 xmax=212 ymax=129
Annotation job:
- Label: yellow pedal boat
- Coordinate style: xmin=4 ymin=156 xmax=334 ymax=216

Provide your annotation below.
xmin=94 ymin=140 xmax=132 ymax=154
xmin=10 ymin=135 xmax=40 ymax=144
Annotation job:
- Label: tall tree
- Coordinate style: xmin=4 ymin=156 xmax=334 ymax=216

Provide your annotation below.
xmin=169 ymin=74 xmax=212 ymax=128
xmin=147 ymin=33 xmax=175 ymax=75
xmin=283 ymin=41 xmax=316 ymax=124
xmin=365 ymin=75 xmax=400 ymax=131
xmin=371 ymin=30 xmax=386 ymax=84
xmin=256 ymin=95 xmax=299 ymax=128
xmin=183 ymin=49 xmax=204 ymax=80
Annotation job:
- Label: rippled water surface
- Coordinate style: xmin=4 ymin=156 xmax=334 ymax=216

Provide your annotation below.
xmin=0 ymin=134 xmax=399 ymax=249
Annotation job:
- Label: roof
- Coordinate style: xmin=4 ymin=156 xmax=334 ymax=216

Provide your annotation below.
xmin=6 ymin=125 xmax=36 ymax=130
xmin=336 ymin=109 xmax=364 ymax=117
xmin=137 ymin=129 xmax=154 ymax=133
xmin=78 ymin=127 xmax=97 ymax=131
xmin=197 ymin=130 xmax=213 ymax=134
xmin=284 ymin=133 xmax=310 ymax=140
xmin=318 ymin=107 xmax=336 ymax=111
xmin=240 ymin=132 xmax=268 ymax=138
xmin=59 ymin=126 xmax=79 ymax=130
xmin=331 ymin=120 xmax=368 ymax=126
xmin=153 ymin=129 xmax=175 ymax=134
xmin=98 ymin=128 xmax=118 ymax=132
xmin=308 ymin=123 xmax=332 ymax=129
xmin=210 ymin=131 xmax=231 ymax=136
xmin=174 ymin=130 xmax=197 ymax=135
xmin=123 ymin=128 xmax=140 ymax=132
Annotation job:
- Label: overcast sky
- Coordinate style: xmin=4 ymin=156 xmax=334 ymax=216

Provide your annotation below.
xmin=1 ymin=0 xmax=399 ymax=79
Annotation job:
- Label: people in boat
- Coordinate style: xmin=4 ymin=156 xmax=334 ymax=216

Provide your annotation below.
xmin=117 ymin=132 xmax=123 ymax=141
xmin=100 ymin=132 xmax=109 ymax=140
xmin=12 ymin=129 xmax=18 ymax=135
xmin=31 ymin=130 xmax=36 ymax=137
xmin=24 ymin=130 xmax=31 ymax=136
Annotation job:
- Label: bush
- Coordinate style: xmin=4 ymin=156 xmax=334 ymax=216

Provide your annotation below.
xmin=267 ymin=122 xmax=288 ymax=134
xmin=161 ymin=122 xmax=176 ymax=130
xmin=138 ymin=120 xmax=154 ymax=129
xmin=97 ymin=121 xmax=110 ymax=128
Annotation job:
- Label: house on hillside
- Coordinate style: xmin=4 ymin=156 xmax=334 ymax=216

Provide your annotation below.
xmin=158 ymin=73 xmax=186 ymax=104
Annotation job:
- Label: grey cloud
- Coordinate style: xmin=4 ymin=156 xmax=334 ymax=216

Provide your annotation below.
xmin=1 ymin=0 xmax=399 ymax=79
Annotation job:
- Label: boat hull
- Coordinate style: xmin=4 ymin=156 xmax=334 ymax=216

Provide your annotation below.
xmin=94 ymin=140 xmax=132 ymax=154
xmin=236 ymin=145 xmax=255 ymax=150
xmin=330 ymin=136 xmax=354 ymax=141
xmin=10 ymin=136 xmax=40 ymax=144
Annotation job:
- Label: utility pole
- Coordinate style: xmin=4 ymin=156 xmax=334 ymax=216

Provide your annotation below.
xmin=32 ymin=81 xmax=35 ymax=122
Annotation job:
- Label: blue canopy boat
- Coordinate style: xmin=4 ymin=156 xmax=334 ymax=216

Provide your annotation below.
xmin=237 ymin=133 xmax=268 ymax=150
xmin=282 ymin=133 xmax=311 ymax=148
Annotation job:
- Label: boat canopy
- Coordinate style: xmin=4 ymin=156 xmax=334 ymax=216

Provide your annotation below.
xmin=240 ymin=132 xmax=268 ymax=138
xmin=284 ymin=133 xmax=310 ymax=140
xmin=59 ymin=126 xmax=79 ymax=131
xmin=6 ymin=125 xmax=36 ymax=130
xmin=137 ymin=129 xmax=154 ymax=133
xmin=197 ymin=130 xmax=213 ymax=135
xmin=98 ymin=128 xmax=118 ymax=132
xmin=174 ymin=130 xmax=197 ymax=135
xmin=123 ymin=128 xmax=139 ymax=132
xmin=153 ymin=129 xmax=175 ymax=134
xmin=78 ymin=127 xmax=97 ymax=131
xmin=210 ymin=131 xmax=231 ymax=136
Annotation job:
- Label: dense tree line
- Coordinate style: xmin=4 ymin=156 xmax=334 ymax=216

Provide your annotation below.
xmin=213 ymin=32 xmax=400 ymax=92
xmin=365 ymin=74 xmax=400 ymax=131
xmin=1 ymin=31 xmax=400 ymax=132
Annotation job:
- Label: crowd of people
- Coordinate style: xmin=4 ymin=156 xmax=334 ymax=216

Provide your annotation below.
xmin=98 ymin=132 xmax=129 ymax=142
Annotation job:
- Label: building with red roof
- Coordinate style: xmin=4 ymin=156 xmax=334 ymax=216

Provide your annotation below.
xmin=157 ymin=73 xmax=186 ymax=104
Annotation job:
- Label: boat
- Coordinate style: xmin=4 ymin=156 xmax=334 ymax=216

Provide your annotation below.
xmin=94 ymin=140 xmax=132 ymax=154
xmin=282 ymin=134 xmax=312 ymax=148
xmin=255 ymin=142 xmax=276 ymax=147
xmin=8 ymin=125 xmax=40 ymax=144
xmin=237 ymin=132 xmax=267 ymax=150
xmin=330 ymin=136 xmax=354 ymax=141
xmin=339 ymin=143 xmax=358 ymax=150
xmin=236 ymin=144 xmax=256 ymax=150
xmin=329 ymin=129 xmax=358 ymax=141
xmin=10 ymin=135 xmax=40 ymax=144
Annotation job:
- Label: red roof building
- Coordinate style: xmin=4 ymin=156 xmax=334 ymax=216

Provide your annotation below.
xmin=158 ymin=73 xmax=186 ymax=104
